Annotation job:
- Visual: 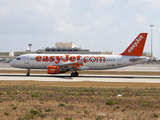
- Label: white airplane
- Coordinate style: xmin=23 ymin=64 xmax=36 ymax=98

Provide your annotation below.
xmin=10 ymin=33 xmax=149 ymax=77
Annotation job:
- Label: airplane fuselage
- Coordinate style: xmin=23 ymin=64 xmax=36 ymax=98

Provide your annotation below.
xmin=10 ymin=54 xmax=148 ymax=70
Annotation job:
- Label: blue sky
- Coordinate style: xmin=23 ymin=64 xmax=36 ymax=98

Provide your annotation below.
xmin=0 ymin=0 xmax=160 ymax=58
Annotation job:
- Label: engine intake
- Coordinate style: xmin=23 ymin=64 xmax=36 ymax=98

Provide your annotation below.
xmin=47 ymin=66 xmax=66 ymax=74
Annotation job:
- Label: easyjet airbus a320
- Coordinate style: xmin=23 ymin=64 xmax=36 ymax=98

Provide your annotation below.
xmin=10 ymin=33 xmax=149 ymax=77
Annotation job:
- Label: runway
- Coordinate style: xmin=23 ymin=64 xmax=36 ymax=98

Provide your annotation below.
xmin=0 ymin=74 xmax=160 ymax=83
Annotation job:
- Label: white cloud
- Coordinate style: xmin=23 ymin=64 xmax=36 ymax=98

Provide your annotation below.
xmin=135 ymin=14 xmax=149 ymax=31
xmin=124 ymin=0 xmax=160 ymax=10
xmin=154 ymin=21 xmax=160 ymax=33
xmin=83 ymin=13 xmax=92 ymax=22
xmin=90 ymin=15 xmax=118 ymax=33
xmin=135 ymin=14 xmax=145 ymax=24
xmin=33 ymin=0 xmax=71 ymax=15
xmin=0 ymin=7 xmax=7 ymax=19
xmin=55 ymin=12 xmax=118 ymax=34
xmin=0 ymin=0 xmax=73 ymax=34
xmin=0 ymin=0 xmax=118 ymax=35
xmin=55 ymin=21 xmax=81 ymax=33
xmin=110 ymin=26 xmax=118 ymax=33
xmin=89 ymin=0 xmax=114 ymax=8
xmin=121 ymin=23 xmax=129 ymax=30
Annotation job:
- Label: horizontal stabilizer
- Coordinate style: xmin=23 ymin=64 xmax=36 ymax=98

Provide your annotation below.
xmin=129 ymin=58 xmax=148 ymax=62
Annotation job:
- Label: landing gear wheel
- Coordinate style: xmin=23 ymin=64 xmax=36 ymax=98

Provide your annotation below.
xmin=71 ymin=73 xmax=75 ymax=77
xmin=75 ymin=72 xmax=79 ymax=77
xmin=26 ymin=73 xmax=30 ymax=76
xmin=71 ymin=72 xmax=79 ymax=77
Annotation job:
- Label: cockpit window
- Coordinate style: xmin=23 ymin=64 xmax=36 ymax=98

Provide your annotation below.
xmin=16 ymin=58 xmax=21 ymax=60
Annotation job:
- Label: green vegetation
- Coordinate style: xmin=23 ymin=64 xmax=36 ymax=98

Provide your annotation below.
xmin=116 ymin=106 xmax=120 ymax=109
xmin=46 ymin=108 xmax=53 ymax=112
xmin=4 ymin=112 xmax=9 ymax=116
xmin=105 ymin=101 xmax=115 ymax=105
xmin=59 ymin=103 xmax=65 ymax=107
xmin=66 ymin=117 xmax=72 ymax=120
xmin=154 ymin=113 xmax=159 ymax=118
xmin=45 ymin=92 xmax=53 ymax=97
xmin=24 ymin=109 xmax=46 ymax=119
xmin=30 ymin=109 xmax=39 ymax=115
xmin=31 ymin=92 xmax=40 ymax=97
xmin=96 ymin=115 xmax=104 ymax=120
xmin=84 ymin=110 xmax=90 ymax=114
xmin=10 ymin=103 xmax=14 ymax=106
xmin=141 ymin=102 xmax=148 ymax=107
xmin=12 ymin=106 xmax=17 ymax=109
xmin=77 ymin=111 xmax=81 ymax=113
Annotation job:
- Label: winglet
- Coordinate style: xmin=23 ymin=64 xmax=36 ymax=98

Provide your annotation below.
xmin=120 ymin=33 xmax=148 ymax=56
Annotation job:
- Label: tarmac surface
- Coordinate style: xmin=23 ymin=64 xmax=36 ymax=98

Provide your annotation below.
xmin=0 ymin=74 xmax=160 ymax=83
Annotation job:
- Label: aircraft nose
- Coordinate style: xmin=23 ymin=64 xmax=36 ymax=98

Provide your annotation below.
xmin=10 ymin=60 xmax=15 ymax=67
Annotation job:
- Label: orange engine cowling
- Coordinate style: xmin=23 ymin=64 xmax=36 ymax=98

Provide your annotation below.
xmin=48 ymin=66 xmax=66 ymax=74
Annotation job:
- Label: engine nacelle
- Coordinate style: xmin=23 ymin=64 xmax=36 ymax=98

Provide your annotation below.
xmin=47 ymin=66 xmax=66 ymax=74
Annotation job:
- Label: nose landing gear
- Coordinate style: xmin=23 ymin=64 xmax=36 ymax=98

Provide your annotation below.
xmin=26 ymin=69 xmax=30 ymax=76
xmin=71 ymin=71 xmax=79 ymax=77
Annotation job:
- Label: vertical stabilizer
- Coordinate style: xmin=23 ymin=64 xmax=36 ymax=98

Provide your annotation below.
xmin=120 ymin=33 xmax=148 ymax=56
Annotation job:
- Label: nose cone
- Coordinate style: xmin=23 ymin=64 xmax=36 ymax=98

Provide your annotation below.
xmin=10 ymin=60 xmax=15 ymax=67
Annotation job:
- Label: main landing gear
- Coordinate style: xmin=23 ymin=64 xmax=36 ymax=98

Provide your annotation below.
xmin=26 ymin=69 xmax=30 ymax=76
xmin=71 ymin=71 xmax=79 ymax=77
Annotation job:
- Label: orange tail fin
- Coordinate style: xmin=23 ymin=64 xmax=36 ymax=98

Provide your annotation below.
xmin=120 ymin=33 xmax=148 ymax=56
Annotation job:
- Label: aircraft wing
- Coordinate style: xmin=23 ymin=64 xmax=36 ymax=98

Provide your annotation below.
xmin=50 ymin=61 xmax=88 ymax=71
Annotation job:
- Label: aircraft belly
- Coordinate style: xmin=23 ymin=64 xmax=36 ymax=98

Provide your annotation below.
xmin=85 ymin=62 xmax=110 ymax=70
xmin=31 ymin=62 xmax=48 ymax=69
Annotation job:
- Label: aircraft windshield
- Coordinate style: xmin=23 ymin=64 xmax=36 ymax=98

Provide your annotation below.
xmin=16 ymin=58 xmax=21 ymax=60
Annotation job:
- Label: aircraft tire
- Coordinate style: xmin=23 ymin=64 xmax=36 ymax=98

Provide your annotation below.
xmin=71 ymin=72 xmax=79 ymax=77
xmin=71 ymin=73 xmax=75 ymax=77
xmin=75 ymin=72 xmax=79 ymax=77
xmin=26 ymin=73 xmax=30 ymax=76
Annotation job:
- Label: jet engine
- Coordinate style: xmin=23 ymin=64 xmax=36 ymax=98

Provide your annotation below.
xmin=47 ymin=66 xmax=66 ymax=74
